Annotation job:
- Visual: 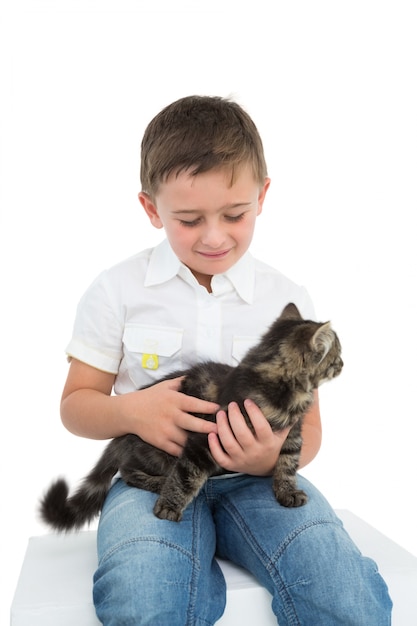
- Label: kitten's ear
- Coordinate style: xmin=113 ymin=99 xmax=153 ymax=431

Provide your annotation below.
xmin=310 ymin=322 xmax=334 ymax=360
xmin=280 ymin=303 xmax=302 ymax=320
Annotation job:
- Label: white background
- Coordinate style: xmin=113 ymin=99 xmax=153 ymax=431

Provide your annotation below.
xmin=1 ymin=0 xmax=416 ymax=622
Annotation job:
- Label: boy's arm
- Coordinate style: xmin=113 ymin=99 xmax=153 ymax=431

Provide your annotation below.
xmin=60 ymin=359 xmax=219 ymax=457
xmin=298 ymin=390 xmax=322 ymax=468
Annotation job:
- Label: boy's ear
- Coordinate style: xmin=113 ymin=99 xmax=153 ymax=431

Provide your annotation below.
xmin=138 ymin=192 xmax=164 ymax=229
xmin=257 ymin=177 xmax=271 ymax=216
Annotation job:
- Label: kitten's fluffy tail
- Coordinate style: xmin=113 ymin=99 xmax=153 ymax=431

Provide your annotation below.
xmin=40 ymin=442 xmax=120 ymax=531
xmin=39 ymin=476 xmax=111 ymax=532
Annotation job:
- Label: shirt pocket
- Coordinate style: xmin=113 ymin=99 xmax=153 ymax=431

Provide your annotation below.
xmin=122 ymin=323 xmax=184 ymax=388
xmin=231 ymin=335 xmax=260 ymax=364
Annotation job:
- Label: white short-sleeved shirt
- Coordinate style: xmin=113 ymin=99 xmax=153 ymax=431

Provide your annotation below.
xmin=66 ymin=239 xmax=315 ymax=395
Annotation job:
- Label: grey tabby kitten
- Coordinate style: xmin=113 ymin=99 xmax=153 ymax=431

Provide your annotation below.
xmin=40 ymin=303 xmax=343 ymax=529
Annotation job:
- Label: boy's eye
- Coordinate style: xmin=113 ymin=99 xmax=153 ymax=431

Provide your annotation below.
xmin=178 ymin=213 xmax=245 ymax=227
xmin=225 ymin=213 xmax=245 ymax=223
xmin=179 ymin=218 xmax=201 ymax=227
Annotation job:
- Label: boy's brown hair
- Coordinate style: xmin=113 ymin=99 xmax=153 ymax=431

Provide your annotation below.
xmin=140 ymin=95 xmax=267 ymax=198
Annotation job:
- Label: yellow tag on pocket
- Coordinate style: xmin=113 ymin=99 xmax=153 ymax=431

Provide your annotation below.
xmin=142 ymin=353 xmax=159 ymax=370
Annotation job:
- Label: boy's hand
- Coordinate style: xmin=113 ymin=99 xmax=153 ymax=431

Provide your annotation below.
xmin=207 ymin=399 xmax=290 ymax=475
xmin=128 ymin=377 xmax=219 ymax=457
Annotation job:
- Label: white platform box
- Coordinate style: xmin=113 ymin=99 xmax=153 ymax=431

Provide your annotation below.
xmin=10 ymin=510 xmax=417 ymax=625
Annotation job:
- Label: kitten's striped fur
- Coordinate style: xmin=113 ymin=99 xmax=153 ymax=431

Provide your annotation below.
xmin=40 ymin=303 xmax=343 ymax=528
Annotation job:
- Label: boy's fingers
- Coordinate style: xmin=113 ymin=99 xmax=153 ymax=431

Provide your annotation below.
xmin=242 ymin=399 xmax=270 ymax=434
xmin=222 ymin=403 xmax=251 ymax=445
xmin=181 ymin=395 xmax=220 ymax=415
xmin=208 ymin=432 xmax=229 ymax=465
xmin=188 ymin=415 xmax=218 ymax=434
xmin=166 ymin=377 xmax=219 ymax=411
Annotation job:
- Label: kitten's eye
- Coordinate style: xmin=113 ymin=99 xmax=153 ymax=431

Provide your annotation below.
xmin=314 ymin=351 xmax=325 ymax=364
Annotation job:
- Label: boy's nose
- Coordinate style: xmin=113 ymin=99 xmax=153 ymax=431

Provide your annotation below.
xmin=200 ymin=225 xmax=226 ymax=248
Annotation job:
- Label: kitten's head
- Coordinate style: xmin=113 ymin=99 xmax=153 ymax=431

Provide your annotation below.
xmin=257 ymin=303 xmax=343 ymax=387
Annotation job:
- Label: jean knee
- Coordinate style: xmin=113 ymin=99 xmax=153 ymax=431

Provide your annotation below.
xmin=94 ymin=537 xmax=226 ymax=625
xmin=93 ymin=537 xmax=196 ymax=624
xmin=269 ymin=520 xmax=392 ymax=625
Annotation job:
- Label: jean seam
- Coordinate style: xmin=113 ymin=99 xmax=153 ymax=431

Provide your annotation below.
xmin=187 ymin=498 xmax=202 ymax=626
xmin=98 ymin=536 xmax=198 ymax=568
xmin=187 ymin=495 xmax=223 ymax=626
xmin=215 ymin=495 xmax=297 ymax=625
xmin=217 ymin=494 xmax=341 ymax=626
xmin=271 ymin=518 xmax=338 ymax=562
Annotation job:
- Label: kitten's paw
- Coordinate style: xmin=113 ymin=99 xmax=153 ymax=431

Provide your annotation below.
xmin=276 ymin=489 xmax=308 ymax=508
xmin=153 ymin=498 xmax=183 ymax=522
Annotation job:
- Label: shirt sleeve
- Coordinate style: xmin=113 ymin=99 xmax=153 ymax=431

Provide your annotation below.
xmin=65 ymin=271 xmax=123 ymax=374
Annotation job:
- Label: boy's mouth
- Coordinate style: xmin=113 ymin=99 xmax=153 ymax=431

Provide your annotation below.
xmin=196 ymin=249 xmax=231 ymax=259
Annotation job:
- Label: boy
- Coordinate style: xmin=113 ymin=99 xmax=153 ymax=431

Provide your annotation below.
xmin=62 ymin=95 xmax=391 ymax=625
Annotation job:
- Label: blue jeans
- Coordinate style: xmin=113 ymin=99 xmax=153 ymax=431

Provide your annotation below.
xmin=93 ymin=475 xmax=392 ymax=625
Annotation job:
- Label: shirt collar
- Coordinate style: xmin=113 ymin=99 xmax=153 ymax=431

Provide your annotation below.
xmin=144 ymin=238 xmax=255 ymax=304
xmin=213 ymin=252 xmax=255 ymax=304
xmin=144 ymin=239 xmax=181 ymax=286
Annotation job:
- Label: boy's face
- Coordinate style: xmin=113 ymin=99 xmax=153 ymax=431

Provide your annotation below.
xmin=139 ymin=165 xmax=270 ymax=290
